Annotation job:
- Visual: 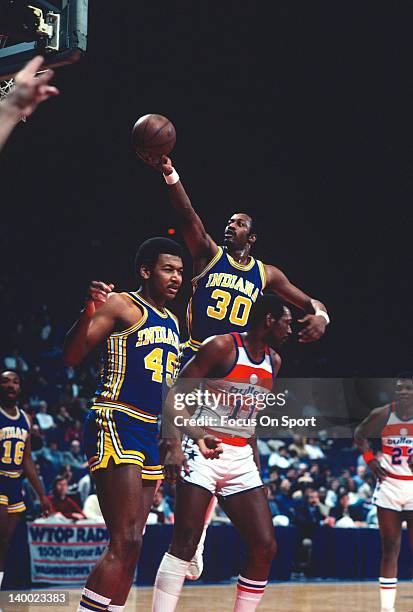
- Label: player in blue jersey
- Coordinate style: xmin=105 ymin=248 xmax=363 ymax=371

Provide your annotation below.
xmin=0 ymin=371 xmax=51 ymax=589
xmin=141 ymin=154 xmax=331 ymax=579
xmin=141 ymin=155 xmax=330 ymax=369
xmin=63 ymin=238 xmax=188 ymax=612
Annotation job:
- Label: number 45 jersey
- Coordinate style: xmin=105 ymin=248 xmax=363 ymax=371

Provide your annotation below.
xmin=95 ymin=292 xmax=180 ymax=419
xmin=185 ymin=247 xmax=266 ymax=354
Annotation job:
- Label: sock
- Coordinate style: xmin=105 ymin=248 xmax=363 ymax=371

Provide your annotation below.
xmin=152 ymin=552 xmax=191 ymax=612
xmin=77 ymin=587 xmax=111 ymax=612
xmin=234 ymin=575 xmax=268 ymax=612
xmin=108 ymin=606 xmax=125 ymax=612
xmin=379 ymin=577 xmax=397 ymax=612
xmin=0 ymin=571 xmax=4 ymax=588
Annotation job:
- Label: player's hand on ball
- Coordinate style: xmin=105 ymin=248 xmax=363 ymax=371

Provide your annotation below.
xmin=197 ymin=435 xmax=223 ymax=459
xmin=367 ymin=458 xmax=388 ymax=482
xmin=40 ymin=494 xmax=52 ymax=517
xmin=298 ymin=314 xmax=326 ymax=343
xmin=163 ymin=448 xmax=189 ymax=484
xmin=138 ymin=153 xmax=173 ymax=175
xmin=85 ymin=281 xmax=115 ymax=316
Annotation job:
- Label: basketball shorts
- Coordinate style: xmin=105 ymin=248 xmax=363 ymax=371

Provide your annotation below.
xmin=178 ymin=342 xmax=198 ymax=371
xmin=373 ymin=476 xmax=413 ymax=512
xmin=0 ymin=473 xmax=25 ymax=513
xmin=181 ymin=436 xmax=262 ymax=497
xmin=84 ymin=402 xmax=163 ymax=480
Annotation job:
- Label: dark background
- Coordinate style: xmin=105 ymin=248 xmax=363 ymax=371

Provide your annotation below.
xmin=0 ymin=1 xmax=412 ymax=377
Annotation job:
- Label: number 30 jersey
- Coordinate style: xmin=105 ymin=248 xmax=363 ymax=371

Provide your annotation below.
xmin=95 ymin=292 xmax=180 ymax=419
xmin=186 ymin=247 xmax=266 ymax=350
xmin=380 ymin=402 xmax=413 ymax=479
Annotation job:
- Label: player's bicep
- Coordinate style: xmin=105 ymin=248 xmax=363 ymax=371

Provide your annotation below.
xmin=354 ymin=406 xmax=388 ymax=440
xmin=265 ymin=265 xmax=312 ymax=310
xmin=179 ymin=337 xmax=227 ymax=379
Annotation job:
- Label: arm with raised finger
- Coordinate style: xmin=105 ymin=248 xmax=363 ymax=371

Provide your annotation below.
xmin=63 ymin=281 xmax=127 ymax=366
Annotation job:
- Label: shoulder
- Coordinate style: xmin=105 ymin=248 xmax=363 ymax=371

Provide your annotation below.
xmin=201 ymin=333 xmax=236 ymax=352
xmin=20 ymin=409 xmax=32 ymax=429
xmin=104 ymin=292 xmax=144 ymax=317
xmin=269 ymin=349 xmax=281 ymax=373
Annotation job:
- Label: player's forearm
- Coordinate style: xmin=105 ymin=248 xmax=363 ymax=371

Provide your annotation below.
xmin=0 ymin=104 xmax=21 ymax=152
xmin=353 ymin=425 xmax=373 ymax=454
xmin=63 ymin=310 xmax=92 ymax=366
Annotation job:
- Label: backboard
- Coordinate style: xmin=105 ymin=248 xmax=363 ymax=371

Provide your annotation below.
xmin=0 ymin=0 xmax=88 ymax=80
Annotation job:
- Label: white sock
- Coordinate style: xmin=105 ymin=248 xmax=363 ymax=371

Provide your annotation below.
xmin=152 ymin=552 xmax=191 ymax=612
xmin=77 ymin=587 xmax=111 ymax=612
xmin=379 ymin=577 xmax=397 ymax=612
xmin=108 ymin=606 xmax=125 ymax=612
xmin=234 ymin=575 xmax=268 ymax=612
xmin=0 ymin=571 xmax=4 ymax=589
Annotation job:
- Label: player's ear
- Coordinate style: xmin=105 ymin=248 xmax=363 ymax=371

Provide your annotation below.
xmin=248 ymin=233 xmax=257 ymax=245
xmin=139 ymin=264 xmax=151 ymax=280
xmin=265 ymin=313 xmax=274 ymax=328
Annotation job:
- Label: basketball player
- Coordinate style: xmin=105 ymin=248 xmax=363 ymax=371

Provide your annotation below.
xmin=354 ymin=373 xmax=413 ymax=612
xmin=63 ymin=238 xmax=188 ymax=612
xmin=0 ymin=370 xmax=51 ymax=589
xmin=142 ymin=153 xmax=330 ymax=579
xmin=152 ymin=294 xmax=292 ymax=612
xmin=0 ymin=56 xmax=59 ymax=152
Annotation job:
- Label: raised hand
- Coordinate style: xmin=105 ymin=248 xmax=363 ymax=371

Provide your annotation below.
xmin=298 ymin=314 xmax=327 ymax=343
xmin=4 ymin=56 xmax=59 ymax=120
xmin=137 ymin=152 xmax=174 ymax=175
xmin=85 ymin=281 xmax=115 ymax=316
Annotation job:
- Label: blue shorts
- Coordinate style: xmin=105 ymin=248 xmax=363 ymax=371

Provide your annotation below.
xmin=0 ymin=473 xmax=25 ymax=513
xmin=179 ymin=342 xmax=199 ymax=371
xmin=84 ymin=401 xmax=163 ymax=480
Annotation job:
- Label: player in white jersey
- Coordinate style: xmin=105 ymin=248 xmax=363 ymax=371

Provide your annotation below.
xmin=355 ymin=373 xmax=413 ymax=612
xmin=152 ymin=295 xmax=292 ymax=612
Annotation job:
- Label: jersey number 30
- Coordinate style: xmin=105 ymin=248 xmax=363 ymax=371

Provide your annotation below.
xmin=207 ymin=289 xmax=251 ymax=326
xmin=144 ymin=348 xmax=177 ymax=386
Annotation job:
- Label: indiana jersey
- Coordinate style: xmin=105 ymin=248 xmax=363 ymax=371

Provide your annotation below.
xmin=186 ymin=247 xmax=266 ymax=351
xmin=380 ymin=402 xmax=413 ymax=479
xmin=95 ymin=292 xmax=180 ymax=419
xmin=0 ymin=406 xmax=30 ymax=477
xmin=193 ymin=332 xmax=275 ymax=438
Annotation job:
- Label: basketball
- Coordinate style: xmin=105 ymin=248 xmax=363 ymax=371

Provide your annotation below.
xmin=132 ymin=114 xmax=176 ymax=160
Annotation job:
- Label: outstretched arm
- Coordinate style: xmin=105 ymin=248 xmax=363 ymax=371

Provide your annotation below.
xmin=0 ymin=56 xmax=59 ymax=152
xmin=63 ymin=282 xmax=138 ymax=366
xmin=140 ymin=155 xmax=219 ymax=270
xmin=354 ymin=405 xmax=390 ymax=481
xmin=264 ymin=264 xmax=330 ymax=343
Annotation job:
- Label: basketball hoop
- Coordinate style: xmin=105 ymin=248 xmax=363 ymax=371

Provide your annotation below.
xmin=0 ymin=68 xmax=48 ymax=122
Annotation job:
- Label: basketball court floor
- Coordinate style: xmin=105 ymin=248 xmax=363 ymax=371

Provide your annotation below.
xmin=1 ymin=582 xmax=413 ymax=611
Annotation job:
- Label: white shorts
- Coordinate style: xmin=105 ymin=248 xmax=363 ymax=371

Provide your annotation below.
xmin=181 ymin=436 xmax=262 ymax=498
xmin=373 ymin=476 xmax=413 ymax=512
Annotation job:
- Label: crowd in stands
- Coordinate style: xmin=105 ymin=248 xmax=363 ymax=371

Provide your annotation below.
xmin=1 ymin=305 xmax=383 ymax=563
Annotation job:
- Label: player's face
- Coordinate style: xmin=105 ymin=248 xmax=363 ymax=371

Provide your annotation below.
xmin=267 ymin=307 xmax=293 ymax=349
xmin=151 ymin=254 xmax=183 ymax=301
xmin=395 ymin=379 xmax=413 ymax=407
xmin=0 ymin=371 xmax=21 ymax=403
xmin=224 ymin=214 xmax=255 ymax=250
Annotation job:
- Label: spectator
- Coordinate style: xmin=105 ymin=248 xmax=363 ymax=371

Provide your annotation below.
xmin=330 ymin=492 xmax=368 ymax=527
xmin=146 ymin=489 xmax=173 ymax=524
xmin=353 ymin=465 xmax=367 ymax=489
xmin=32 ymin=440 xmax=62 ymax=474
xmin=78 ymin=473 xmax=93 ymax=506
xmin=64 ymin=419 xmax=84 ymax=445
xmin=56 ymin=405 xmax=74 ymax=430
xmin=303 ymin=438 xmax=325 ymax=460
xmin=22 ymin=463 xmax=46 ymax=518
xmin=268 ymin=444 xmax=292 ymax=469
xmin=61 ymin=440 xmax=88 ymax=474
xmin=3 ymin=348 xmax=29 ymax=374
xmin=288 ymin=435 xmax=309 ymax=459
xmin=59 ymin=464 xmax=81 ymax=501
xmin=294 ymin=488 xmax=333 ymax=576
xmin=30 ymin=424 xmax=45 ymax=452
xmin=317 ymin=486 xmax=330 ymax=517
xmin=35 ymin=401 xmax=56 ymax=432
xmin=48 ymin=476 xmax=85 ymax=521
xmin=275 ymin=478 xmax=296 ymax=521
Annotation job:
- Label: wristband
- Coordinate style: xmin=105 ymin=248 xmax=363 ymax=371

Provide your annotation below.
xmin=363 ymin=451 xmax=375 ymax=464
xmin=163 ymin=168 xmax=180 ymax=185
xmin=315 ymin=309 xmax=330 ymax=325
